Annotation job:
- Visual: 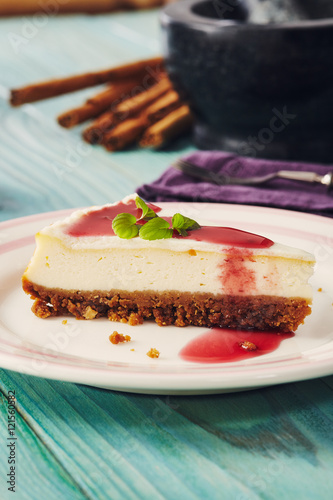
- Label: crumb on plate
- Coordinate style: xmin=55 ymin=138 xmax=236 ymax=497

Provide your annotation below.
xmin=238 ymin=340 xmax=257 ymax=351
xmin=109 ymin=331 xmax=131 ymax=345
xmin=146 ymin=348 xmax=160 ymax=359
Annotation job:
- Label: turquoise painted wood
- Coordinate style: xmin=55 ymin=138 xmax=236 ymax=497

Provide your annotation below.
xmin=1 ymin=370 xmax=333 ymax=500
xmin=0 ymin=9 xmax=333 ymax=500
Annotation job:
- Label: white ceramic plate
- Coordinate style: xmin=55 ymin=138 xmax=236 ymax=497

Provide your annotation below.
xmin=0 ymin=203 xmax=333 ymax=394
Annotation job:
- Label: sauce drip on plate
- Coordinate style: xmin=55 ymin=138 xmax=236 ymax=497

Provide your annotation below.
xmin=179 ymin=328 xmax=294 ymax=363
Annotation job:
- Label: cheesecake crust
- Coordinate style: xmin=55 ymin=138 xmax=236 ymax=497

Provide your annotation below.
xmin=22 ymin=277 xmax=311 ymax=332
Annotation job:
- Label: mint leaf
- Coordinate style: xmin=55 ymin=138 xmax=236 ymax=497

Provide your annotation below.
xmin=112 ymin=213 xmax=139 ymax=239
xmin=172 ymin=213 xmax=201 ymax=236
xmin=171 ymin=213 xmax=188 ymax=236
xmin=135 ymin=196 xmax=156 ymax=220
xmin=139 ymin=218 xmax=173 ymax=240
xmin=171 ymin=213 xmax=185 ymax=230
xmin=182 ymin=216 xmax=201 ymax=231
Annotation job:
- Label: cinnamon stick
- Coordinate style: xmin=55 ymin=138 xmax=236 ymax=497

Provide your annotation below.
xmin=57 ymin=79 xmax=138 ymax=128
xmin=103 ymin=116 xmax=147 ymax=151
xmin=139 ymin=105 xmax=193 ymax=148
xmin=10 ymin=56 xmax=163 ymax=106
xmin=82 ymin=76 xmax=172 ymax=143
xmin=0 ymin=0 xmax=166 ymax=16
xmin=82 ymin=110 xmax=119 ymax=144
xmin=144 ymin=89 xmax=182 ymax=124
xmin=114 ymin=76 xmax=172 ymax=120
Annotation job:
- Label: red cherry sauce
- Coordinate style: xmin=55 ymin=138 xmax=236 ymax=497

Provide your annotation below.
xmin=179 ymin=226 xmax=273 ymax=248
xmin=179 ymin=228 xmax=273 ymax=294
xmin=66 ymin=199 xmax=161 ymax=237
xmin=66 ymin=199 xmax=274 ymax=249
xmin=180 ymin=328 xmax=294 ymax=363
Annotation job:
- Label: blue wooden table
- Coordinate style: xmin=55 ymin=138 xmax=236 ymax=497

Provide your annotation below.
xmin=1 ymin=9 xmax=333 ymax=500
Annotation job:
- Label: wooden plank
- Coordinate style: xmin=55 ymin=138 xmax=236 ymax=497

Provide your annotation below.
xmin=2 ymin=369 xmax=333 ymax=499
xmin=0 ymin=378 xmax=87 ymax=500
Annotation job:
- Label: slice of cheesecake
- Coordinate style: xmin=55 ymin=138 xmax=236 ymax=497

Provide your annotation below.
xmin=22 ymin=195 xmax=315 ymax=332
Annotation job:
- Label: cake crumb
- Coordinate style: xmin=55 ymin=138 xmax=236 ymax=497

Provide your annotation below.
xmin=130 ymin=349 xmax=135 ymax=352
xmin=83 ymin=306 xmax=98 ymax=319
xmin=109 ymin=331 xmax=131 ymax=345
xmin=239 ymin=340 xmax=257 ymax=351
xmin=188 ymin=249 xmax=196 ymax=256
xmin=318 ymin=287 xmax=322 ymax=292
xmin=147 ymin=348 xmax=160 ymax=359
xmin=62 ymin=319 xmax=67 ymax=325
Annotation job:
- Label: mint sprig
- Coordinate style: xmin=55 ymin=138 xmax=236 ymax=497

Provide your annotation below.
xmin=112 ymin=196 xmax=200 ymax=240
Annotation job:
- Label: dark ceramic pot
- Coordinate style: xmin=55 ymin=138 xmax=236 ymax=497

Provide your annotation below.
xmin=160 ymin=0 xmax=333 ymax=163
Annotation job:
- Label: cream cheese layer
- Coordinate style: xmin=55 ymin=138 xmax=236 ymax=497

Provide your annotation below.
xmin=23 ymin=234 xmax=314 ymax=299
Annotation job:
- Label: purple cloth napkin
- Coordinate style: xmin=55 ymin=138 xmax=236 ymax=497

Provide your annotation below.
xmin=137 ymin=151 xmax=333 ymax=218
